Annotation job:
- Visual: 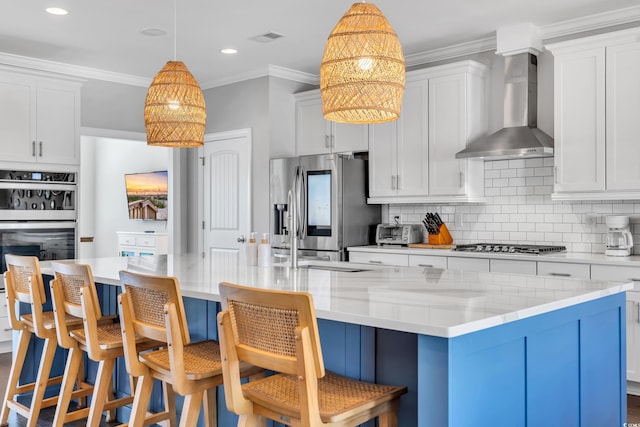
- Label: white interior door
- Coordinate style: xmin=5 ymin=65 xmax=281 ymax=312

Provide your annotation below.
xmin=200 ymin=129 xmax=252 ymax=264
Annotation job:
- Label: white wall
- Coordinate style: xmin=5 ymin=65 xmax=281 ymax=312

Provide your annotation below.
xmin=80 ymin=135 xmax=170 ymax=257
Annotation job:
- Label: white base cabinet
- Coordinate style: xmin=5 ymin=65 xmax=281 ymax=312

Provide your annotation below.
xmin=117 ymin=232 xmax=169 ymax=257
xmin=0 ymin=292 xmax=11 ymax=353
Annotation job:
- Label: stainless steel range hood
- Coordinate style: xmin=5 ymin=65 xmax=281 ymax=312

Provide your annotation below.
xmin=456 ymin=52 xmax=553 ymax=160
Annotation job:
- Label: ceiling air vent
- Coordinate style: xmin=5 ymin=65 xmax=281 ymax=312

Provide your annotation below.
xmin=251 ymin=32 xmax=285 ymax=43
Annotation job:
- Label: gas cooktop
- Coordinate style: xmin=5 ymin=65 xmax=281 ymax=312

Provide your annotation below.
xmin=453 ymin=243 xmax=567 ymax=255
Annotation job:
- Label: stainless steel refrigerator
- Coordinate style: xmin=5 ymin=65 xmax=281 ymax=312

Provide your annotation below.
xmin=270 ymin=153 xmax=380 ymax=261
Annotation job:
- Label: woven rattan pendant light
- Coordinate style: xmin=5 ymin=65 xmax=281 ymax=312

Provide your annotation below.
xmin=144 ymin=0 xmax=206 ymax=147
xmin=320 ymin=1 xmax=405 ymax=124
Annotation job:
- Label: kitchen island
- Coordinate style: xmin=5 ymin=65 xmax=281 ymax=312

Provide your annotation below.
xmin=31 ymin=253 xmax=632 ymax=427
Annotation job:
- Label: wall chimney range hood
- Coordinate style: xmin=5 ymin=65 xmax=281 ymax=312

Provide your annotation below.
xmin=455 ymin=52 xmax=554 ymax=160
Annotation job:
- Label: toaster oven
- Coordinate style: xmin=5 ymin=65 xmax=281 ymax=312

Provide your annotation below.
xmin=375 ymin=224 xmax=423 ymax=246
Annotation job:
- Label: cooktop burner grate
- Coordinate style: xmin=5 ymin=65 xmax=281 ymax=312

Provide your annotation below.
xmin=453 ymin=243 xmax=567 ymax=255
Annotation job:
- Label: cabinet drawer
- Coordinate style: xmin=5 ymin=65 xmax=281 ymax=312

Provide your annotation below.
xmin=0 ymin=294 xmax=7 ymax=317
xmin=447 ymin=257 xmax=490 ymax=272
xmin=136 ymin=236 xmax=157 ymax=248
xmin=118 ymin=235 xmax=136 ymax=246
xmin=0 ymin=316 xmax=11 ymax=342
xmin=538 ymin=262 xmax=590 ymax=279
xmin=490 ymin=259 xmax=537 ymax=275
xmin=591 ymin=264 xmax=640 ymax=283
xmin=348 ymin=252 xmax=408 ymax=267
xmin=408 ymin=255 xmax=447 ymax=269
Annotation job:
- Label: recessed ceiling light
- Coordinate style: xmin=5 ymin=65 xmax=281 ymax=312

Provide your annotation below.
xmin=221 ymin=48 xmax=238 ymax=55
xmin=140 ymin=27 xmax=167 ymax=37
xmin=46 ymin=7 xmax=68 ymax=15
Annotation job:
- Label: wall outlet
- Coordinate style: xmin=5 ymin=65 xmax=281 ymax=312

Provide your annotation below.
xmin=585 ymin=213 xmax=597 ymax=228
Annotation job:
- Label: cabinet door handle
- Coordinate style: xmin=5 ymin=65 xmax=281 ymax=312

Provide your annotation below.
xmin=3 ymin=328 xmax=11 ymax=332
xmin=391 ymin=175 xmax=397 ymax=190
xmin=636 ymin=302 xmax=639 ymax=324
xmin=549 ymin=272 xmax=571 ymax=277
xmin=325 ymin=135 xmax=330 ymax=148
xmin=368 ymin=260 xmax=383 ymax=264
xmin=331 ymin=135 xmax=335 ymax=149
xmin=396 ymin=175 xmax=401 ymax=190
xmin=39 ymin=141 xmax=43 ymax=157
xmin=629 ymin=278 xmax=640 ymax=282
xmin=418 ymin=264 xmax=434 ymax=268
xmin=554 ymin=166 xmax=558 ymax=184
xmin=32 ymin=140 xmax=36 ymax=157
xmin=459 ymin=171 xmax=464 ymax=188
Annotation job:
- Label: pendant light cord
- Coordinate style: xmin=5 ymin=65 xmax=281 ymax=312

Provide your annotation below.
xmin=173 ymin=0 xmax=177 ymax=60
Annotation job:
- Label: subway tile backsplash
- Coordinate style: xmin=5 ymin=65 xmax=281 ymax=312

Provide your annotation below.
xmin=385 ymin=158 xmax=640 ymax=254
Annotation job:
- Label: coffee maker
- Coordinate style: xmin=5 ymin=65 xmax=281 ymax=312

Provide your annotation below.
xmin=605 ymin=215 xmax=633 ymax=257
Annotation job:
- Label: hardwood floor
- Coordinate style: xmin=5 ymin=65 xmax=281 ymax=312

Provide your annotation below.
xmin=2 ymin=350 xmax=640 ymax=425
xmin=0 ymin=352 xmax=110 ymax=427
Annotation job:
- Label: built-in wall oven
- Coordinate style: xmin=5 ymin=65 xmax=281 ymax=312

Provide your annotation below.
xmin=0 ymin=170 xmax=77 ymax=288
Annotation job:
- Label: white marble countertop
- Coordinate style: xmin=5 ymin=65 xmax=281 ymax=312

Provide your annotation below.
xmin=41 ymin=254 xmax=632 ymax=339
xmin=348 ymin=245 xmax=640 ymax=266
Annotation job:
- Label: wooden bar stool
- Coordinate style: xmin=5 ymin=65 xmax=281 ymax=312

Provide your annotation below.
xmin=49 ymin=261 xmax=163 ymax=427
xmin=217 ymin=282 xmax=408 ymax=427
xmin=0 ymin=254 xmax=85 ymax=427
xmin=118 ymin=270 xmax=263 ymax=427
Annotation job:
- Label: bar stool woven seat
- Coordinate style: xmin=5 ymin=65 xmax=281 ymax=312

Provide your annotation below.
xmin=118 ymin=270 xmax=263 ymax=427
xmin=218 ymin=282 xmax=408 ymax=427
xmin=49 ymin=261 xmax=163 ymax=427
xmin=0 ymin=255 xmax=86 ymax=427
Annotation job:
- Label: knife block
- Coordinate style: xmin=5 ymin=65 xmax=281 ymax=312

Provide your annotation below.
xmin=428 ymin=224 xmax=453 ymax=245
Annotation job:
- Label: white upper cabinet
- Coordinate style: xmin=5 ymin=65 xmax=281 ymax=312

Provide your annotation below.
xmin=547 ymin=28 xmax=640 ymax=200
xmin=369 ymin=72 xmax=429 ymax=198
xmin=368 ymin=60 xmax=487 ymax=204
xmin=294 ymin=90 xmax=368 ymax=156
xmin=0 ymin=70 xmax=81 ymax=167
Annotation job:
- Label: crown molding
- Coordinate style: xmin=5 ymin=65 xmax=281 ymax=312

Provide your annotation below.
xmin=406 ymin=36 xmax=496 ymax=66
xmin=1 ymin=6 xmax=639 ymax=88
xmin=0 ymin=52 xmax=150 ymax=86
xmin=541 ymin=5 xmax=640 ymax=40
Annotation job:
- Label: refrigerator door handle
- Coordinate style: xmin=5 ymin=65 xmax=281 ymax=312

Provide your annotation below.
xmin=296 ymin=166 xmax=307 ymax=239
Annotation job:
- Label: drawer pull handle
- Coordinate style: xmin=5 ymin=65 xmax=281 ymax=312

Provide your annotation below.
xmin=549 ymin=272 xmax=571 ymax=277
xmin=418 ymin=264 xmax=434 ymax=268
xmin=629 ymin=278 xmax=640 ymax=282
xmin=3 ymin=328 xmax=11 ymax=332
xmin=368 ymin=260 xmax=383 ymax=264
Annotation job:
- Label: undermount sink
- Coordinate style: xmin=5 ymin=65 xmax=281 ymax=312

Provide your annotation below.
xmin=300 ymin=264 xmax=371 ymax=273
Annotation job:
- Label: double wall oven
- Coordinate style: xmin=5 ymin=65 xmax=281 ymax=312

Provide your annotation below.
xmin=0 ymin=170 xmax=77 ymax=285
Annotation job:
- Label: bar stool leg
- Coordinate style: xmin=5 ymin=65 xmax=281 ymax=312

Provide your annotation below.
xmin=86 ymin=358 xmax=115 ymax=427
xmin=202 ymin=387 xmax=217 ymax=427
xmin=26 ymin=337 xmax=58 ymax=427
xmin=179 ymin=391 xmax=203 ymax=427
xmin=0 ymin=329 xmax=31 ymax=427
xmin=163 ymin=383 xmax=178 ymax=427
xmin=52 ymin=346 xmax=84 ymax=427
xmin=76 ymin=351 xmax=87 ymax=409
xmin=237 ymin=414 xmax=264 ymax=427
xmin=129 ymin=372 xmax=154 ymax=427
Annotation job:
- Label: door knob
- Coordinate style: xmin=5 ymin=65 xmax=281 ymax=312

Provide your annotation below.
xmin=237 ymin=235 xmax=246 ymax=243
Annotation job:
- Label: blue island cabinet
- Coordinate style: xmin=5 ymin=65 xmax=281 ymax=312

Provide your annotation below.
xmin=16 ymin=279 xmax=626 ymax=427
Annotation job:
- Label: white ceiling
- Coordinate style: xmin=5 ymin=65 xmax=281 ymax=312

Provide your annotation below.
xmin=1 ymin=0 xmax=639 ymax=88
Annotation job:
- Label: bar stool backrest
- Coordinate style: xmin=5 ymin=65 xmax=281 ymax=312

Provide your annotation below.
xmin=218 ymin=281 xmax=325 ymax=377
xmin=118 ymin=270 xmax=189 ymax=345
xmin=4 ymin=254 xmax=46 ymax=334
xmin=49 ymin=261 xmax=104 ymax=353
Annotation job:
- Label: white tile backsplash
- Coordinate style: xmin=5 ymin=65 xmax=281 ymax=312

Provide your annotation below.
xmin=386 ymin=159 xmax=640 ymax=254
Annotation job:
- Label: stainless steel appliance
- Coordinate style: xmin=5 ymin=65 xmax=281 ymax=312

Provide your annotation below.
xmin=270 ymin=154 xmax=380 ymax=261
xmin=376 ymin=224 xmax=423 ymax=246
xmin=605 ymin=215 xmax=633 ymax=257
xmin=0 ymin=169 xmax=77 ymax=282
xmin=453 ymin=243 xmax=566 ymax=255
